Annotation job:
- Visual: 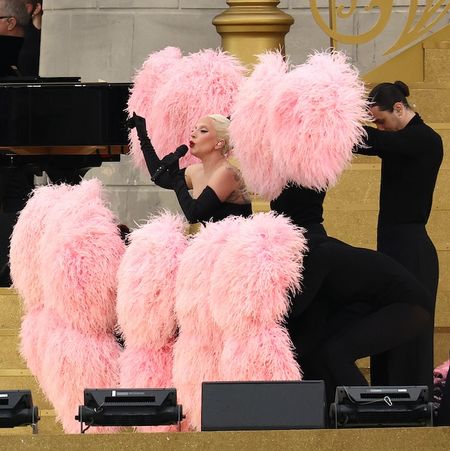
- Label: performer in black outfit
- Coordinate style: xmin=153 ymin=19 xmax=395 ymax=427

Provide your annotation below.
xmin=354 ymin=81 xmax=443 ymax=391
xmin=129 ymin=114 xmax=252 ymax=223
xmin=272 ymin=184 xmax=433 ymax=402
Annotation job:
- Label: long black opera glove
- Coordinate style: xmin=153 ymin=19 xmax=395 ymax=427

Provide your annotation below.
xmin=171 ymin=173 xmax=222 ymax=224
xmin=128 ymin=113 xmax=173 ymax=189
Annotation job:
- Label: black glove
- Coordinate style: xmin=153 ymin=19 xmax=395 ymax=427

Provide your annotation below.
xmin=129 ymin=112 xmax=174 ymax=189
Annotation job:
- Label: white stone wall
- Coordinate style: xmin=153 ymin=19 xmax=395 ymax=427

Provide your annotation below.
xmin=39 ymin=1 xmax=450 ymax=226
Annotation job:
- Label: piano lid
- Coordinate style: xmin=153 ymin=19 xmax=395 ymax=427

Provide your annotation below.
xmin=0 ymin=81 xmax=131 ymax=148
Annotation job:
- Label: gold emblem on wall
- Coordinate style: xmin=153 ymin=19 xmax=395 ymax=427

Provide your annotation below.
xmin=310 ymin=1 xmax=450 ymax=55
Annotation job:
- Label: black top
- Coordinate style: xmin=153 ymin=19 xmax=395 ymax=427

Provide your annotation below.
xmin=355 ymin=114 xmax=443 ymax=226
xmin=270 ymin=183 xmax=325 ymax=228
xmin=172 ymin=173 xmax=252 ymax=224
xmin=18 ymin=23 xmax=41 ymax=76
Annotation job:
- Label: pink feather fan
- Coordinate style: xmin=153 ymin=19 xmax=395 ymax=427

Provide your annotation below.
xmin=40 ymin=179 xmax=125 ymax=334
xmin=10 ymin=184 xmax=70 ymax=312
xmin=230 ymin=51 xmax=288 ymax=200
xmin=128 ymin=47 xmax=246 ymax=171
xmin=173 ymin=216 xmax=242 ymax=431
xmin=268 ymin=51 xmax=369 ymax=191
xmin=16 ymin=180 xmax=123 ymax=434
xmin=209 ymin=213 xmax=305 ymax=381
xmin=117 ymin=212 xmax=187 ymax=433
xmin=128 ymin=46 xmax=183 ymax=169
xmin=173 ymin=214 xmax=306 ymax=430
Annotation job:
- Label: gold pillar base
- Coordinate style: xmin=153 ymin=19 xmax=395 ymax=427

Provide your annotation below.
xmin=213 ymin=0 xmax=294 ymax=67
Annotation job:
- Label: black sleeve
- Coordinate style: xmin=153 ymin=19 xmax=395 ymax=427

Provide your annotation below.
xmin=133 ymin=117 xmax=174 ymax=189
xmin=353 ymin=126 xmax=382 ymax=156
xmin=355 ymin=125 xmax=426 ymax=158
xmin=172 ymin=174 xmax=222 ymax=224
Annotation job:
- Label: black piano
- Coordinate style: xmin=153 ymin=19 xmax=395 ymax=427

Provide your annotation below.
xmin=0 ymin=78 xmax=131 ymax=182
xmin=0 ymin=78 xmax=131 ymax=286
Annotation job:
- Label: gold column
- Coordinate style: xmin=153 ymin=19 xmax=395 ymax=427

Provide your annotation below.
xmin=213 ymin=0 xmax=295 ymax=67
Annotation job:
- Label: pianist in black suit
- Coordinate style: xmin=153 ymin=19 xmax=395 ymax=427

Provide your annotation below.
xmin=129 ymin=113 xmax=252 ymax=223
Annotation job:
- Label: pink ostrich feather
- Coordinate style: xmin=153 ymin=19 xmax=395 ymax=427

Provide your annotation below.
xmin=230 ymin=51 xmax=288 ymax=200
xmin=209 ymin=212 xmax=306 ymax=333
xmin=20 ymin=306 xmax=48 ymax=377
xmin=39 ymin=317 xmax=121 ymax=434
xmin=209 ymin=213 xmax=305 ymax=385
xmin=173 ymin=216 xmax=242 ymax=430
xmin=40 ymin=179 xmax=125 ymax=334
xmin=116 ymin=212 xmax=188 ymax=348
xmin=10 ymin=184 xmax=70 ymax=312
xmin=128 ymin=46 xmax=183 ymax=170
xmin=149 ymin=48 xmax=246 ymax=168
xmin=119 ymin=342 xmax=177 ymax=433
xmin=268 ymin=51 xmax=369 ymax=190
xmin=219 ymin=327 xmax=301 ymax=381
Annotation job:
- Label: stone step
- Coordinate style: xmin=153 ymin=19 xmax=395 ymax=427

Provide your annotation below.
xmin=0 ymin=331 xmax=26 ymax=369
xmin=0 ymin=410 xmax=62 ymax=436
xmin=0 ymin=369 xmax=54 ymax=410
xmin=0 ymin=295 xmax=23 ymax=329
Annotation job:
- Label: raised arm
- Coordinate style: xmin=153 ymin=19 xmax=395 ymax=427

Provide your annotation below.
xmin=128 ymin=113 xmax=174 ymax=189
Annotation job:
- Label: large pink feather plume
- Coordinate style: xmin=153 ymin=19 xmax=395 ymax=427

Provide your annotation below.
xmin=127 ymin=48 xmax=244 ymax=171
xmin=230 ymin=51 xmax=288 ymax=200
xmin=173 ymin=216 xmax=242 ymax=430
xmin=117 ymin=212 xmax=187 ymax=433
xmin=128 ymin=47 xmax=183 ymax=169
xmin=38 ymin=311 xmax=121 ymax=434
xmin=10 ymin=184 xmax=70 ymax=312
xmin=209 ymin=212 xmax=306 ymax=333
xmin=40 ymin=179 xmax=125 ymax=334
xmin=144 ymin=48 xmax=245 ymax=168
xmin=268 ymin=51 xmax=369 ymax=190
xmin=173 ymin=214 xmax=305 ymax=430
xmin=117 ymin=212 xmax=187 ymax=348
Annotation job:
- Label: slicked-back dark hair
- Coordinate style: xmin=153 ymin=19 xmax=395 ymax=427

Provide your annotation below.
xmin=368 ymin=80 xmax=411 ymax=112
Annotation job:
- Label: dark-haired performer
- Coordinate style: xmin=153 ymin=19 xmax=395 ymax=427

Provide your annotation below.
xmin=355 ymin=80 xmax=443 ymax=391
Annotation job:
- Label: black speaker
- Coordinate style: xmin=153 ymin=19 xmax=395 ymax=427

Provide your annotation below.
xmin=201 ymin=380 xmax=326 ymax=431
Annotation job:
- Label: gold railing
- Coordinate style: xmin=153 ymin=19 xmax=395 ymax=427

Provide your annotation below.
xmin=311 ymin=1 xmax=450 ymax=54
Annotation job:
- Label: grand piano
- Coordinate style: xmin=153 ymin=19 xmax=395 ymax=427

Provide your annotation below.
xmin=0 ymin=78 xmax=131 ymax=182
xmin=0 ymin=78 xmax=131 ymax=286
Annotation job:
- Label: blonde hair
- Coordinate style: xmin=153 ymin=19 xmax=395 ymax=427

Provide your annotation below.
xmin=207 ymin=114 xmax=231 ymax=156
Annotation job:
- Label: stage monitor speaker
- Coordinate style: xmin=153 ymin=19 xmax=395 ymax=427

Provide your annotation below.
xmin=330 ymin=385 xmax=433 ymax=428
xmin=201 ymin=380 xmax=326 ymax=431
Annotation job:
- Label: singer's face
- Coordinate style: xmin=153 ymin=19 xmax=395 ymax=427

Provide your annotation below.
xmin=189 ymin=117 xmax=218 ymax=158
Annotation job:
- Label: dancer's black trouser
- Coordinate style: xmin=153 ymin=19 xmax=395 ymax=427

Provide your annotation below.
xmin=371 ymin=223 xmax=438 ymax=392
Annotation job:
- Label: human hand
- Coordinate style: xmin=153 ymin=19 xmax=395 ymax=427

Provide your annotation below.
xmin=127 ymin=112 xmax=146 ymax=130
